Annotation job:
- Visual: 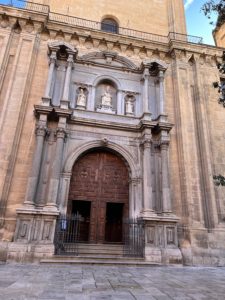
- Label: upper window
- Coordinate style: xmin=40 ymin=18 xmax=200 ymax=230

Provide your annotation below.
xmin=101 ymin=18 xmax=118 ymax=34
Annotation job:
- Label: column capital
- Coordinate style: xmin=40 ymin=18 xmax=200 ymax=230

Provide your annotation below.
xmin=67 ymin=54 xmax=74 ymax=67
xmin=160 ymin=139 xmax=170 ymax=150
xmin=159 ymin=69 xmax=165 ymax=80
xmin=35 ymin=125 xmax=48 ymax=137
xmin=55 ymin=127 xmax=67 ymax=139
xmin=49 ymin=51 xmax=57 ymax=64
xmin=141 ymin=138 xmax=152 ymax=148
xmin=142 ymin=67 xmax=150 ymax=80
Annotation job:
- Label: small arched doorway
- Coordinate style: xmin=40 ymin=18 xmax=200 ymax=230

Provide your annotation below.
xmin=67 ymin=149 xmax=129 ymax=243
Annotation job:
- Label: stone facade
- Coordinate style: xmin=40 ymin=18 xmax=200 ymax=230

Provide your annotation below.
xmin=0 ymin=1 xmax=225 ymax=265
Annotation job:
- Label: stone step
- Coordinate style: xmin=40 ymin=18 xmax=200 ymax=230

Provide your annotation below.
xmin=65 ymin=243 xmax=123 ymax=255
xmin=77 ymin=243 xmax=123 ymax=249
xmin=40 ymin=256 xmax=161 ymax=266
xmin=54 ymin=254 xmax=144 ymax=260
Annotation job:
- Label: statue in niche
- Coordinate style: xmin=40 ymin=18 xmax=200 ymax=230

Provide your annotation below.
xmin=101 ymin=85 xmax=112 ymax=106
xmin=76 ymin=88 xmax=87 ymax=108
xmin=125 ymin=96 xmax=135 ymax=116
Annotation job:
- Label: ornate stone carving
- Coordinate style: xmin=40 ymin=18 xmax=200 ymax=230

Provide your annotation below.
xmin=141 ymin=138 xmax=152 ymax=149
xmin=35 ymin=125 xmax=48 ymax=137
xmin=101 ymin=137 xmax=109 ymax=146
xmin=55 ymin=128 xmax=67 ymax=140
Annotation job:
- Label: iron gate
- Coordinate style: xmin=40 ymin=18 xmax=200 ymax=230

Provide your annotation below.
xmin=54 ymin=213 xmax=81 ymax=255
xmin=123 ymin=218 xmax=145 ymax=258
xmin=54 ymin=215 xmax=145 ymax=258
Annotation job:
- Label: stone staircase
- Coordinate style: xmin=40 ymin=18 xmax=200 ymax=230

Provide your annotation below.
xmin=40 ymin=243 xmax=161 ymax=266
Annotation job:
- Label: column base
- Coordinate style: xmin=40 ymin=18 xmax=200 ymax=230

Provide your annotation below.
xmin=140 ymin=213 xmax=182 ymax=264
xmin=140 ymin=112 xmax=152 ymax=121
xmin=60 ymin=99 xmax=70 ymax=109
xmin=156 ymin=113 xmax=168 ymax=123
xmin=22 ymin=201 xmax=36 ymax=209
xmin=76 ymin=104 xmax=86 ymax=110
xmin=41 ymin=97 xmax=51 ymax=106
xmin=139 ymin=209 xmax=157 ymax=218
xmin=44 ymin=204 xmax=59 ymax=212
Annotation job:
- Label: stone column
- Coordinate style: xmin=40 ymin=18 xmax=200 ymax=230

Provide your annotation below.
xmin=117 ymin=90 xmax=123 ymax=115
xmin=143 ymin=67 xmax=150 ymax=113
xmin=45 ymin=127 xmax=67 ymax=210
xmin=43 ymin=50 xmax=57 ymax=106
xmin=61 ymin=53 xmax=74 ymax=109
xmin=159 ymin=70 xmax=165 ymax=115
xmin=130 ymin=178 xmax=140 ymax=218
xmin=141 ymin=136 xmax=155 ymax=216
xmin=24 ymin=125 xmax=48 ymax=207
xmin=160 ymin=140 xmax=172 ymax=214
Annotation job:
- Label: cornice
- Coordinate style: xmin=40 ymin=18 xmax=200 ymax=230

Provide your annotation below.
xmin=0 ymin=5 xmax=223 ymax=65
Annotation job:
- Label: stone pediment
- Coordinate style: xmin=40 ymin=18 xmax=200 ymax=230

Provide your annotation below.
xmin=48 ymin=41 xmax=77 ymax=54
xmin=79 ymin=51 xmax=138 ymax=70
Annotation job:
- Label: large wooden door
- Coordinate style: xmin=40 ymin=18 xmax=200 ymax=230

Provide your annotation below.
xmin=68 ymin=150 xmax=129 ymax=243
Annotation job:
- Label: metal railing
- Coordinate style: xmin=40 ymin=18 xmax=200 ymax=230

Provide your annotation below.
xmin=123 ymin=218 xmax=145 ymax=258
xmin=0 ymin=0 xmax=49 ymax=14
xmin=0 ymin=0 xmax=203 ymax=45
xmin=168 ymin=32 xmax=203 ymax=44
xmin=49 ymin=12 xmax=169 ymax=44
xmin=54 ymin=213 xmax=81 ymax=256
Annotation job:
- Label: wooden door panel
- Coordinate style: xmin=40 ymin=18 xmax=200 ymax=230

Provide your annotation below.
xmin=68 ymin=150 xmax=129 ymax=243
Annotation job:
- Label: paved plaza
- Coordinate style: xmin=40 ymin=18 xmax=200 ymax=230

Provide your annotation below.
xmin=0 ymin=263 xmax=224 ymax=300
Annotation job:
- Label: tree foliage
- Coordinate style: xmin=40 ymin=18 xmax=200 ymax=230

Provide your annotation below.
xmin=202 ymin=0 xmax=225 ymax=26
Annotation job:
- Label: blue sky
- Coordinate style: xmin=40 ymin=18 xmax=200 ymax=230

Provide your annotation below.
xmin=184 ymin=0 xmax=217 ymax=45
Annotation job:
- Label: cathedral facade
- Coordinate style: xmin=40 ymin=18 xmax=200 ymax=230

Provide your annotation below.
xmin=0 ymin=0 xmax=225 ymax=265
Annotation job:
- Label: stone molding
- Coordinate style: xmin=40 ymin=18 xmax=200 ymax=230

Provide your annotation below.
xmin=63 ymin=139 xmax=139 ymax=178
xmin=0 ymin=7 xmax=222 ymax=67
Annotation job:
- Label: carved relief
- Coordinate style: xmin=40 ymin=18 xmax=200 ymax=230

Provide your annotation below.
xmin=32 ymin=219 xmax=41 ymax=241
xmin=146 ymin=226 xmax=155 ymax=244
xmin=17 ymin=220 xmax=30 ymax=240
xmin=0 ymin=14 xmax=9 ymax=28
xmin=42 ymin=221 xmax=52 ymax=241
xmin=157 ymin=225 xmax=164 ymax=247
xmin=166 ymin=226 xmax=175 ymax=245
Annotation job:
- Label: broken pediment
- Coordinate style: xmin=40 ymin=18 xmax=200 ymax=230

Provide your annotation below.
xmin=78 ymin=51 xmax=138 ymax=70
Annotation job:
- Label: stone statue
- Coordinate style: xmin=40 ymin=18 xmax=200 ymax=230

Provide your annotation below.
xmin=101 ymin=86 xmax=112 ymax=106
xmin=77 ymin=88 xmax=87 ymax=108
xmin=126 ymin=97 xmax=134 ymax=115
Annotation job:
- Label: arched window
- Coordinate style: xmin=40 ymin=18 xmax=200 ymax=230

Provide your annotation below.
xmin=101 ymin=18 xmax=118 ymax=34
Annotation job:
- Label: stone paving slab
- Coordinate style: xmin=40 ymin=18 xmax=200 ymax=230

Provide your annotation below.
xmin=0 ymin=264 xmax=224 ymax=299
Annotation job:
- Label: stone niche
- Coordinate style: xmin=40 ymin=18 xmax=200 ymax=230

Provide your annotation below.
xmin=144 ymin=216 xmax=182 ymax=264
xmin=95 ymin=79 xmax=117 ymax=114
xmin=6 ymin=208 xmax=59 ymax=262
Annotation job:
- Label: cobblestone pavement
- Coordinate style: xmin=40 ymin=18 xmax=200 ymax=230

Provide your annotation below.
xmin=0 ymin=264 xmax=225 ymax=300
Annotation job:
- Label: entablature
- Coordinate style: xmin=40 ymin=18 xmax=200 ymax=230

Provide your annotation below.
xmin=33 ymin=104 xmax=174 ymax=134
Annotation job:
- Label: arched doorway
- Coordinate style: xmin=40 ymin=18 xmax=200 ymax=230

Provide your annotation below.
xmin=67 ymin=149 xmax=129 ymax=243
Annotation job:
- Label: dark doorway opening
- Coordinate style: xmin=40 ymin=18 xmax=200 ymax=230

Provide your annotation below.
xmin=105 ymin=203 xmax=124 ymax=243
xmin=72 ymin=200 xmax=91 ymax=242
